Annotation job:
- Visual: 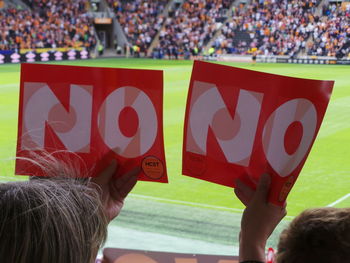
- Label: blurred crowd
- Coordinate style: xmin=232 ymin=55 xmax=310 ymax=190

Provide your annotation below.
xmin=0 ymin=0 xmax=348 ymax=58
xmin=155 ymin=0 xmax=232 ymax=59
xmin=213 ymin=0 xmax=349 ymax=58
xmin=0 ymin=0 xmax=96 ymax=51
xmin=307 ymin=2 xmax=350 ymax=57
xmin=214 ymin=0 xmax=320 ymax=56
xmin=108 ymin=0 xmax=168 ymax=55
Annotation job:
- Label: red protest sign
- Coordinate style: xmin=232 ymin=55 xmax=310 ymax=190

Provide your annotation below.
xmin=16 ymin=63 xmax=167 ymax=182
xmin=183 ymin=61 xmax=333 ymax=205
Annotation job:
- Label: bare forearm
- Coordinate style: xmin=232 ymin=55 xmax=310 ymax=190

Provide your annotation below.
xmin=239 ymin=236 xmax=266 ymax=262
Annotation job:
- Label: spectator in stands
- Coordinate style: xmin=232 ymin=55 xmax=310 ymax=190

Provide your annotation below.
xmin=108 ymin=0 xmax=168 ymax=55
xmin=1 ymin=0 xmax=348 ymax=57
xmin=235 ymin=174 xmax=350 ymax=262
xmin=0 ymin=0 xmax=96 ymax=51
xmin=215 ymin=0 xmax=320 ymax=56
xmin=276 ymin=207 xmax=350 ymax=262
xmin=308 ymin=2 xmax=350 ymax=57
xmin=158 ymin=0 xmax=231 ymax=59
xmin=0 ymin=154 xmax=138 ymax=263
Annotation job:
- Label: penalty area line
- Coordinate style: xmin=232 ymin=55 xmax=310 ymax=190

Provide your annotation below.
xmin=327 ymin=193 xmax=350 ymax=207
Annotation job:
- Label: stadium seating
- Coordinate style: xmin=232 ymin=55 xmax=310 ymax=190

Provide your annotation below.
xmin=156 ymin=0 xmax=233 ymax=59
xmin=307 ymin=2 xmax=350 ymax=57
xmin=108 ymin=0 xmax=169 ymax=55
xmin=0 ymin=0 xmax=96 ymax=51
xmin=214 ymin=0 xmax=321 ymax=56
xmin=0 ymin=0 xmax=349 ymax=59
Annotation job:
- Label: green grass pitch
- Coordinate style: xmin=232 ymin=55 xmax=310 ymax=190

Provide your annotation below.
xmin=0 ymin=58 xmax=349 ymax=251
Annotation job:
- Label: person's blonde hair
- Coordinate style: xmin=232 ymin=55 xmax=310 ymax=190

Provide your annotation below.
xmin=0 ymin=153 xmax=108 ymax=263
xmin=277 ymin=207 xmax=350 ymax=263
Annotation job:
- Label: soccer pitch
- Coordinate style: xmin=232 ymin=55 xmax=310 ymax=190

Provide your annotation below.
xmin=0 ymin=58 xmax=349 ymax=252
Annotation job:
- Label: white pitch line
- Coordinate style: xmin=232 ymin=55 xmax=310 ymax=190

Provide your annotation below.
xmin=129 ymin=193 xmax=245 ymax=213
xmin=327 ymin=193 xmax=350 ymax=207
xmin=0 ymin=83 xmax=18 ymax=89
xmin=129 ymin=193 xmax=296 ymax=220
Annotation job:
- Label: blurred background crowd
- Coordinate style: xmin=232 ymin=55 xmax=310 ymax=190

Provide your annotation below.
xmin=0 ymin=0 xmax=349 ymax=58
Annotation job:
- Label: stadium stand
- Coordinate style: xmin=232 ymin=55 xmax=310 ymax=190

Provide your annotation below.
xmin=108 ymin=0 xmax=168 ymax=56
xmin=307 ymin=1 xmax=350 ymax=58
xmin=0 ymin=0 xmax=96 ymax=51
xmin=213 ymin=0 xmax=321 ymax=56
xmin=212 ymin=2 xmax=250 ymax=55
xmin=212 ymin=0 xmax=349 ymax=59
xmin=155 ymin=0 xmax=233 ymax=59
xmin=0 ymin=0 xmax=349 ymax=61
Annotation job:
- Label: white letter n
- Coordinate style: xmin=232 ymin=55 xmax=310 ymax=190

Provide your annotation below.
xmin=21 ymin=82 xmax=93 ymax=152
xmin=186 ymin=81 xmax=263 ymax=166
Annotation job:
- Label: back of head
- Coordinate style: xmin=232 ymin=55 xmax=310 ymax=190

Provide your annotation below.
xmin=0 ymin=170 xmax=108 ymax=263
xmin=276 ymin=207 xmax=350 ymax=263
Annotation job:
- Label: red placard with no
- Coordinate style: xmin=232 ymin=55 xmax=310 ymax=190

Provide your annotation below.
xmin=16 ymin=63 xmax=167 ymax=182
xmin=182 ymin=61 xmax=333 ymax=205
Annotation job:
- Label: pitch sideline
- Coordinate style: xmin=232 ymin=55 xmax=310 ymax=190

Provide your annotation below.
xmin=129 ymin=193 xmax=295 ymax=219
xmin=327 ymin=193 xmax=350 ymax=207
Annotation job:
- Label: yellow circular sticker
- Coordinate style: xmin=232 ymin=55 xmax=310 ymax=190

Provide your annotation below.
xmin=279 ymin=176 xmax=295 ymax=202
xmin=142 ymin=156 xmax=164 ymax=179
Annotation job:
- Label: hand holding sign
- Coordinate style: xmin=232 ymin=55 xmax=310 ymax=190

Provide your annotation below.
xmin=183 ymin=61 xmax=334 ymax=205
xmin=16 ymin=62 xmax=333 ymax=205
xmin=16 ymin=64 xmax=167 ymax=183
xmin=236 ymin=174 xmax=287 ymax=262
xmin=90 ymin=157 xmax=140 ymax=221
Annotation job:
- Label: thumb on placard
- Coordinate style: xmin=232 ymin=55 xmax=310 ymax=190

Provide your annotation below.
xmin=254 ymin=173 xmax=271 ymax=201
xmin=92 ymin=159 xmax=118 ymax=186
